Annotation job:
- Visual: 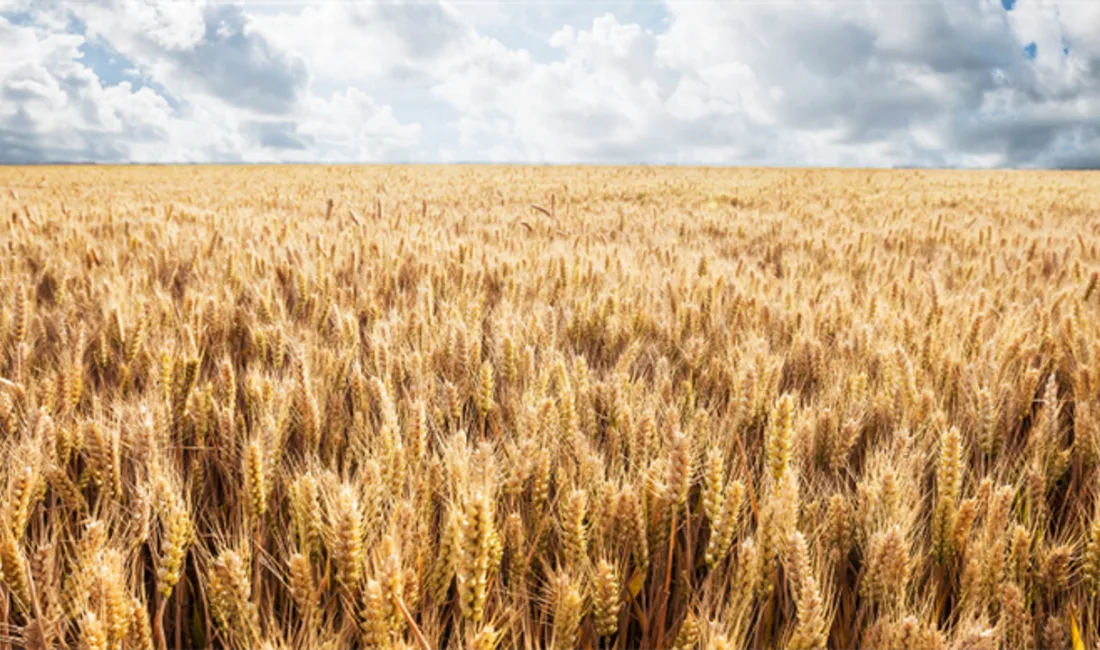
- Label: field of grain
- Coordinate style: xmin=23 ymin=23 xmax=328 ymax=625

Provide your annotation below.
xmin=1 ymin=165 xmax=1099 ymax=650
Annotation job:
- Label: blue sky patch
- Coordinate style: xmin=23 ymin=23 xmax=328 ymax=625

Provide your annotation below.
xmin=1023 ymin=42 xmax=1037 ymax=60
xmin=1001 ymin=0 xmax=1017 ymax=10
xmin=74 ymin=28 xmax=183 ymax=111
xmin=1 ymin=10 xmax=34 ymax=26
xmin=78 ymin=41 xmax=137 ymax=88
xmin=60 ymin=13 xmax=182 ymax=111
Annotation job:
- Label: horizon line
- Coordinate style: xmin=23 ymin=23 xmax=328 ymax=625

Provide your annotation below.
xmin=2 ymin=162 xmax=1098 ymax=171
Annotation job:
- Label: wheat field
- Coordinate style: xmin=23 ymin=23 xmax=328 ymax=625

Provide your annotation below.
xmin=1 ymin=165 xmax=1099 ymax=650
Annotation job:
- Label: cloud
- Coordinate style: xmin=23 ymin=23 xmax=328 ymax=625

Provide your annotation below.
xmin=247 ymin=120 xmax=309 ymax=151
xmin=2 ymin=0 xmax=1099 ymax=166
xmin=0 ymin=16 xmax=175 ymax=162
xmin=74 ymin=0 xmax=309 ymax=114
xmin=947 ymin=98 xmax=1100 ymax=167
xmin=295 ymin=88 xmax=422 ymax=162
xmin=432 ymin=15 xmax=701 ymax=163
xmin=427 ymin=0 xmax=1100 ymax=167
xmin=258 ymin=0 xmax=472 ymax=83
xmin=0 ymin=3 xmax=421 ymax=163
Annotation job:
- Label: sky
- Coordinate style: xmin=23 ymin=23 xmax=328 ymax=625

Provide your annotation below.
xmin=1 ymin=0 xmax=1098 ymax=167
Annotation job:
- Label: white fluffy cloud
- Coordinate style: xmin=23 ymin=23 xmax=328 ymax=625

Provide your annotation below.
xmin=1 ymin=0 xmax=1098 ymax=166
xmin=75 ymin=1 xmax=309 ymax=114
xmin=0 ymin=1 xmax=421 ymax=162
xmin=259 ymin=1 xmax=473 ymax=83
xmin=0 ymin=16 xmax=176 ymax=162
